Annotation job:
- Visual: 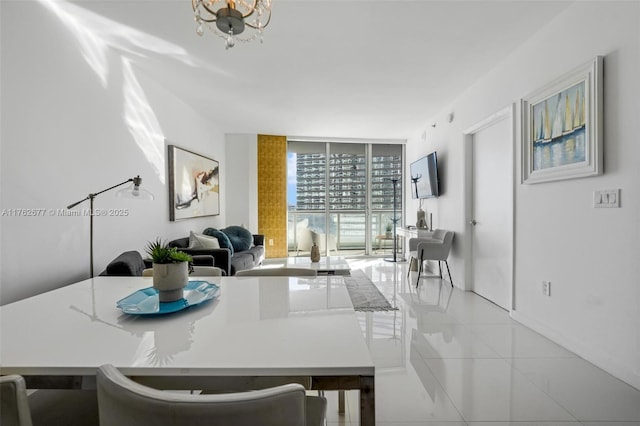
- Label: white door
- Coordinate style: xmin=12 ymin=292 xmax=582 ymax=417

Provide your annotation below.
xmin=467 ymin=108 xmax=513 ymax=310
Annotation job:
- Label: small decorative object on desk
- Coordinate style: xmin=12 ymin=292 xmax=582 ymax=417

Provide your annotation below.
xmin=416 ymin=209 xmax=428 ymax=229
xmin=310 ymin=242 xmax=320 ymax=262
xmin=145 ymin=238 xmax=193 ymax=302
xmin=385 ymin=222 xmax=393 ymax=238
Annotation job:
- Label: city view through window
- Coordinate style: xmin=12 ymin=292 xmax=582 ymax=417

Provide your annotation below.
xmin=287 ymin=141 xmax=403 ymax=255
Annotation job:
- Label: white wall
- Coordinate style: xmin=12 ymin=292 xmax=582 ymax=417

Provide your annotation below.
xmin=0 ymin=1 xmax=226 ymax=304
xmin=225 ymin=134 xmax=259 ymax=233
xmin=405 ymin=2 xmax=640 ymax=389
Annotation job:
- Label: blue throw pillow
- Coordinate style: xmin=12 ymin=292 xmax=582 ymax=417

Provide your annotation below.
xmin=203 ymin=228 xmax=234 ymax=255
xmin=222 ymin=226 xmax=253 ymax=252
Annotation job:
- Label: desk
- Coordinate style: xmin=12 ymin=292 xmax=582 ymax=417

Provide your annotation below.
xmin=396 ymin=227 xmax=433 ymax=257
xmin=0 ymin=276 xmax=375 ymax=425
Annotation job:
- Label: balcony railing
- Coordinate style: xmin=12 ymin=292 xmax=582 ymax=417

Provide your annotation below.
xmin=287 ymin=210 xmax=402 ymax=253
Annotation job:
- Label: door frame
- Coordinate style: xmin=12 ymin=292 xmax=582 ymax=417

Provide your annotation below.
xmin=462 ymin=104 xmax=515 ymax=310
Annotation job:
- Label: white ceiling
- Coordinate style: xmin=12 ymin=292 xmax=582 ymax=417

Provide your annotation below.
xmin=64 ymin=0 xmax=573 ymax=140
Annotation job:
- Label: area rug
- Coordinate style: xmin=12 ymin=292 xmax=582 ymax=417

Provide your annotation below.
xmin=343 ymin=270 xmax=398 ymax=312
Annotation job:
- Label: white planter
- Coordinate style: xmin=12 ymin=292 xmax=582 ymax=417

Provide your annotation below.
xmin=153 ymin=262 xmax=188 ymax=302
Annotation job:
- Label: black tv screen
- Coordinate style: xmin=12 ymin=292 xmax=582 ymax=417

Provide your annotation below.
xmin=410 ymin=152 xmax=439 ymax=199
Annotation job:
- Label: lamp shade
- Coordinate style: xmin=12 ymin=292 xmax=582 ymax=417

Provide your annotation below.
xmin=116 ymin=175 xmax=154 ymax=201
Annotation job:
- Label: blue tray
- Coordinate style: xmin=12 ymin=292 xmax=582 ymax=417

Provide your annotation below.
xmin=116 ymin=280 xmax=220 ymax=315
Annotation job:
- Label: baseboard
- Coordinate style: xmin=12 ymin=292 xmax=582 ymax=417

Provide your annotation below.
xmin=510 ymin=309 xmax=640 ymax=391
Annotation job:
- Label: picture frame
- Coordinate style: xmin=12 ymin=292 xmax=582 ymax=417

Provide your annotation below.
xmin=521 ymin=56 xmax=603 ymax=184
xmin=168 ymin=144 xmax=220 ymax=221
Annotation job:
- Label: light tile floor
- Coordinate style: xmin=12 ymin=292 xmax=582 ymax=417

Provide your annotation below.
xmin=323 ymin=257 xmax=640 ymax=426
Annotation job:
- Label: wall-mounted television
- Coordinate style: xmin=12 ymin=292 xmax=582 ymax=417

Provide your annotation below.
xmin=410 ymin=152 xmax=439 ymax=199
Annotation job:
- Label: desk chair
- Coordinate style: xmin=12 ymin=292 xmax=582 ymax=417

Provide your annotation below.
xmin=97 ymin=364 xmax=326 ymax=426
xmin=235 ymin=268 xmax=318 ymax=277
xmin=408 ymin=229 xmax=454 ymax=287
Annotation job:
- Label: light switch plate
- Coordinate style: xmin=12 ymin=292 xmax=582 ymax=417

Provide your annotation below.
xmin=594 ymin=189 xmax=620 ymax=208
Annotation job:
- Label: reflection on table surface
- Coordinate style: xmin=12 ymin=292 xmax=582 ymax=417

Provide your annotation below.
xmin=0 ymin=276 xmax=372 ymax=377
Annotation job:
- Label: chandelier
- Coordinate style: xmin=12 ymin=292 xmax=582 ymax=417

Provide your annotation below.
xmin=192 ymin=0 xmax=272 ymax=49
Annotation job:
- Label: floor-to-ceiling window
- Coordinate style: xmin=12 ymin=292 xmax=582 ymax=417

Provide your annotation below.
xmin=288 ymin=140 xmax=403 ymax=256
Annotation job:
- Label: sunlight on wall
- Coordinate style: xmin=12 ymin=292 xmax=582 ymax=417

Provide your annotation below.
xmin=37 ymin=0 xmax=201 ymax=79
xmin=122 ymin=58 xmax=166 ymax=183
xmin=38 ymin=0 xmax=110 ymax=87
xmin=36 ymin=0 xmax=225 ymax=184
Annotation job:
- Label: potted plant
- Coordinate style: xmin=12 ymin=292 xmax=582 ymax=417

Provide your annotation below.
xmin=145 ymin=238 xmax=193 ymax=302
xmin=385 ymin=222 xmax=393 ymax=238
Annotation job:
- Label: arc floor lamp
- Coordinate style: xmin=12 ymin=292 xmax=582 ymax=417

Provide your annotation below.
xmin=67 ymin=176 xmax=154 ymax=277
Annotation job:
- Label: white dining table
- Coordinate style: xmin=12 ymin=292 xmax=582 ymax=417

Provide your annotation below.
xmin=0 ymin=275 xmax=375 ymax=425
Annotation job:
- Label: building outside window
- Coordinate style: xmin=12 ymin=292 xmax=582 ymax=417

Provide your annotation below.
xmin=288 ymin=141 xmax=403 ymax=255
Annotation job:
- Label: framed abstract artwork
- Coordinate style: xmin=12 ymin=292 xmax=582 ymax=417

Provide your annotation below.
xmin=168 ymin=145 xmax=220 ymax=221
xmin=521 ymin=56 xmax=603 ymax=184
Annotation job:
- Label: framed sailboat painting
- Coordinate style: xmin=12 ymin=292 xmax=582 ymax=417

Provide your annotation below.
xmin=521 ymin=56 xmax=603 ymax=184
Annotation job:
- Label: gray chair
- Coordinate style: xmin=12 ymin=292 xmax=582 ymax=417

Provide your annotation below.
xmin=235 ymin=267 xmax=318 ymax=277
xmin=100 ymin=251 xmax=147 ymax=276
xmin=97 ymin=364 xmax=326 ymax=426
xmin=1 ymin=375 xmax=32 ymax=426
xmin=408 ymin=229 xmax=454 ymax=287
xmin=0 ymin=375 xmax=98 ymax=426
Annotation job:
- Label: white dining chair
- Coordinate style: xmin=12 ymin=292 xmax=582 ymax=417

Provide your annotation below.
xmin=235 ymin=267 xmax=318 ymax=277
xmin=1 ymin=375 xmax=32 ymax=426
xmin=0 ymin=375 xmax=99 ymax=426
xmin=97 ymin=364 xmax=326 ymax=426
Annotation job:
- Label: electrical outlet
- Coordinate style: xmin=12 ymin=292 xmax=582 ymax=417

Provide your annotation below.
xmin=268 ymin=239 xmax=274 ymax=246
xmin=541 ymin=280 xmax=551 ymax=297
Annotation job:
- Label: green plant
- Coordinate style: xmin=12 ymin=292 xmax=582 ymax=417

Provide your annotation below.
xmin=385 ymin=222 xmax=392 ymax=232
xmin=145 ymin=238 xmax=193 ymax=264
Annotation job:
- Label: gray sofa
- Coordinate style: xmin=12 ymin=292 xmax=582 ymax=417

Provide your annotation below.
xmin=169 ymin=233 xmax=265 ymax=276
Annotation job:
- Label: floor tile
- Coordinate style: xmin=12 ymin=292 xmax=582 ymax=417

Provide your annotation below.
xmin=399 ymin=282 xmax=464 ymax=326
xmin=467 ymin=324 xmax=577 ymax=359
xmin=301 ymin=257 xmax=640 ymax=425
xmin=377 ymin=423 xmax=468 ymax=426
xmin=468 ymin=423 xmax=581 ymax=426
xmin=411 ymin=325 xmax=501 ymax=359
xmin=347 ymin=368 xmax=465 ymax=423
xmin=423 ymin=358 xmax=576 ymax=422
xmin=511 ymin=358 xmax=640 ymax=421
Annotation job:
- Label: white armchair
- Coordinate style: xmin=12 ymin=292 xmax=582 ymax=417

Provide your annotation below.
xmin=295 ymin=219 xmax=313 ymax=255
xmin=311 ymin=230 xmax=337 ymax=255
xmin=408 ymin=229 xmax=454 ymax=287
xmin=295 ymin=219 xmax=337 ymax=256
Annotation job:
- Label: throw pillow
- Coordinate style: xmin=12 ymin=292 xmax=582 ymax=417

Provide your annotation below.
xmin=203 ymin=228 xmax=234 ymax=255
xmin=189 ymin=231 xmax=220 ymax=249
xmin=222 ymin=226 xmax=253 ymax=252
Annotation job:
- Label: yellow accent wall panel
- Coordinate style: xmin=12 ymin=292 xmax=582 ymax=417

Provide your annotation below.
xmin=257 ymin=135 xmax=287 ymax=258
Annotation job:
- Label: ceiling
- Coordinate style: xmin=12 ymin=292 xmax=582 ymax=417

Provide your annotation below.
xmin=61 ymin=0 xmax=573 ymax=140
